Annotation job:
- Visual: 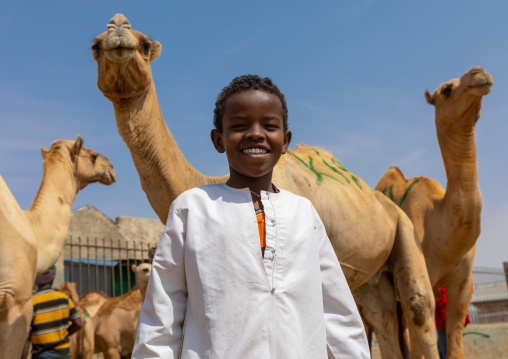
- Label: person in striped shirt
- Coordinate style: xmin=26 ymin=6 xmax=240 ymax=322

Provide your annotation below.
xmin=21 ymin=266 xmax=82 ymax=359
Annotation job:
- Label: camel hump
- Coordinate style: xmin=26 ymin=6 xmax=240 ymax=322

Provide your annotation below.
xmin=385 ymin=166 xmax=407 ymax=181
xmin=0 ymin=293 xmax=13 ymax=321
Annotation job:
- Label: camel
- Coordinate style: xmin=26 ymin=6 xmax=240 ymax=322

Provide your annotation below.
xmin=372 ymin=66 xmax=493 ymax=358
xmin=56 ymin=282 xmax=95 ymax=359
xmin=0 ymin=135 xmax=116 ymax=359
xmin=92 ymin=14 xmax=439 ymax=358
xmin=57 ymin=283 xmax=111 ymax=359
xmin=79 ymin=289 xmax=110 ymax=318
xmin=72 ymin=290 xmax=110 ymax=359
xmin=93 ymin=263 xmax=151 ymax=359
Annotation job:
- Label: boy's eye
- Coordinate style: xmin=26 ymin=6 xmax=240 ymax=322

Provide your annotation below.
xmin=264 ymin=123 xmax=280 ymax=130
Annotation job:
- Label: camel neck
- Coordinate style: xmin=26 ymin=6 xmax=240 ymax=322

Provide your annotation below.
xmin=112 ymin=84 xmax=228 ymax=222
xmin=435 ymin=108 xmax=483 ymax=256
xmin=26 ymin=153 xmax=77 ymax=273
xmin=436 ymin=112 xmax=481 ymax=199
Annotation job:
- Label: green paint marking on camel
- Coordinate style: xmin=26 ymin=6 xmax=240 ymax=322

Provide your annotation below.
xmin=294 ymin=149 xmax=364 ymax=189
xmin=293 ymin=154 xmax=344 ymax=185
xmin=331 ymin=157 xmax=348 ymax=171
xmin=388 ymin=185 xmax=395 ymax=202
xmin=381 ymin=179 xmax=420 ymax=207
xmin=351 ymin=175 xmax=363 ymax=190
xmin=397 ymin=179 xmax=420 ymax=207
xmin=322 ymin=159 xmax=350 ymax=183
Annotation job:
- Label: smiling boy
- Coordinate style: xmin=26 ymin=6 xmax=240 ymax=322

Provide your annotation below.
xmin=132 ymin=75 xmax=370 ymax=358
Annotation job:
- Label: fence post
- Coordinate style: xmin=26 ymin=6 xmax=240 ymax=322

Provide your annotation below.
xmin=504 ymin=262 xmax=508 ymax=288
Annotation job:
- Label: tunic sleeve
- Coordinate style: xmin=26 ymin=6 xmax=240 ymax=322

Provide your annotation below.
xmin=312 ymin=206 xmax=371 ymax=359
xmin=132 ymin=201 xmax=188 ymax=358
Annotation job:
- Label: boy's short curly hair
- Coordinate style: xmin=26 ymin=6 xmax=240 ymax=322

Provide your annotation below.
xmin=213 ymin=75 xmax=289 ymax=133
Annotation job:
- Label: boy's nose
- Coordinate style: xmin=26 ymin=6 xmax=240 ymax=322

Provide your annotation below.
xmin=246 ymin=124 xmax=265 ymax=139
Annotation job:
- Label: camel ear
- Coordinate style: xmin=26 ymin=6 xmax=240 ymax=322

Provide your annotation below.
xmin=41 ymin=148 xmax=50 ymax=159
xmin=131 ymin=264 xmax=139 ymax=273
xmin=71 ymin=135 xmax=83 ymax=158
xmin=424 ymin=90 xmax=435 ymax=105
xmin=150 ymin=41 xmax=162 ymax=61
xmin=91 ymin=37 xmax=104 ymax=62
xmin=211 ymin=129 xmax=225 ymax=153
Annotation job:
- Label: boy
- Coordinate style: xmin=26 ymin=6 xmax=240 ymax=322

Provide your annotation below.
xmin=22 ymin=266 xmax=82 ymax=359
xmin=132 ymin=75 xmax=370 ymax=358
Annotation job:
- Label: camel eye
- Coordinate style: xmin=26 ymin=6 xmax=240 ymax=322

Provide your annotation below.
xmin=142 ymin=41 xmax=152 ymax=54
xmin=441 ymin=85 xmax=453 ymax=98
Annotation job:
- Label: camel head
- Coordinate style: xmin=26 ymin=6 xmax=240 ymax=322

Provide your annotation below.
xmin=132 ymin=263 xmax=151 ymax=286
xmin=424 ymin=66 xmax=493 ymax=125
xmin=91 ymin=13 xmax=162 ymax=102
xmin=40 ymin=135 xmax=117 ymax=191
xmin=132 ymin=263 xmax=152 ymax=300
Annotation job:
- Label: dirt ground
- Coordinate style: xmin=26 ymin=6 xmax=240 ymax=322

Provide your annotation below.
xmin=371 ymin=322 xmax=508 ymax=359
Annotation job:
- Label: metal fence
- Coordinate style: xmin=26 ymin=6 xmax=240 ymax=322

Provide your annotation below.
xmin=469 ymin=264 xmax=508 ymax=324
xmin=64 ymin=236 xmax=157 ymax=297
xmin=63 ymin=236 xmax=508 ymax=323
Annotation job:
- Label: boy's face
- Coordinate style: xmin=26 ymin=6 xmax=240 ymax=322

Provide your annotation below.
xmin=211 ymin=90 xmax=292 ymax=188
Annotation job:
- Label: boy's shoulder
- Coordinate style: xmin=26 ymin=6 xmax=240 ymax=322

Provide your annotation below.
xmin=171 ymin=184 xmax=315 ymax=212
xmin=174 ymin=183 xmax=228 ymax=202
xmin=277 ymin=187 xmax=314 ymax=207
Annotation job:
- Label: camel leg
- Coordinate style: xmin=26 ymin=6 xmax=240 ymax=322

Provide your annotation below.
xmin=353 ymin=272 xmax=404 ymax=359
xmin=390 ymin=214 xmax=439 ymax=359
xmin=0 ymin=297 xmax=32 ymax=359
xmin=444 ymin=273 xmax=473 ymax=359
xmin=103 ymin=346 xmax=122 ymax=359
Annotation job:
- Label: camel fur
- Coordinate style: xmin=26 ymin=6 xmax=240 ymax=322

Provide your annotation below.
xmin=57 ymin=283 xmax=110 ymax=359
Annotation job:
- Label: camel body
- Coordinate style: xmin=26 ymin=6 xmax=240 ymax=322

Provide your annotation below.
xmin=0 ymin=137 xmax=116 ymax=358
xmin=57 ymin=283 xmax=110 ymax=359
xmin=93 ymin=263 xmax=151 ymax=359
xmin=374 ymin=66 xmax=492 ymax=358
xmin=92 ymin=14 xmax=439 ymax=358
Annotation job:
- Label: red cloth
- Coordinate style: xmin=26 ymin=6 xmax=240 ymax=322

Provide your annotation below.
xmin=435 ymin=287 xmax=471 ymax=330
xmin=435 ymin=287 xmax=447 ymax=330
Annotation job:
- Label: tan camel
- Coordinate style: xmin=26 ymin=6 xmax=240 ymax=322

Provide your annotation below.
xmin=73 ymin=290 xmax=110 ymax=359
xmin=0 ymin=135 xmax=116 ymax=359
xmin=79 ymin=289 xmax=110 ymax=318
xmin=92 ymin=14 xmax=439 ymax=358
xmin=93 ymin=263 xmax=151 ymax=359
xmin=56 ymin=282 xmax=95 ymax=359
xmin=57 ymin=283 xmax=111 ymax=359
xmin=373 ymin=66 xmax=493 ymax=358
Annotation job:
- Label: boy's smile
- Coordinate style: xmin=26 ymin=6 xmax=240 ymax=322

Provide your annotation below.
xmin=211 ymin=90 xmax=292 ymax=191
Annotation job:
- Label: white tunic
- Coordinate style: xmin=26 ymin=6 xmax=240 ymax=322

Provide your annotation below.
xmin=132 ymin=184 xmax=370 ymax=359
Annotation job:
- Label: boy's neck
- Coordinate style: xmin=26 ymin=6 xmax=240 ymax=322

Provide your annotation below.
xmin=226 ymin=171 xmax=275 ymax=195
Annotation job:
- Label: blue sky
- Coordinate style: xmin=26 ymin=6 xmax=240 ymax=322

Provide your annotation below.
xmin=1 ymin=1 xmax=507 ymax=267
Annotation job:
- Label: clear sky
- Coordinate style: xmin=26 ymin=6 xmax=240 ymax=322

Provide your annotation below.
xmin=1 ymin=1 xmax=507 ymax=268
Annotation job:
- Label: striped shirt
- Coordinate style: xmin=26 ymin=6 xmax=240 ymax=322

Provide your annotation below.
xmin=31 ymin=289 xmax=79 ymax=355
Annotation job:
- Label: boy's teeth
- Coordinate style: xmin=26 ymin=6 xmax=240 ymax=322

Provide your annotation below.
xmin=243 ymin=148 xmax=267 ymax=154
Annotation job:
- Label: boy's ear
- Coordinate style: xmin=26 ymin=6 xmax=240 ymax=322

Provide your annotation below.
xmin=282 ymin=130 xmax=292 ymax=154
xmin=210 ymin=129 xmax=225 ymax=153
